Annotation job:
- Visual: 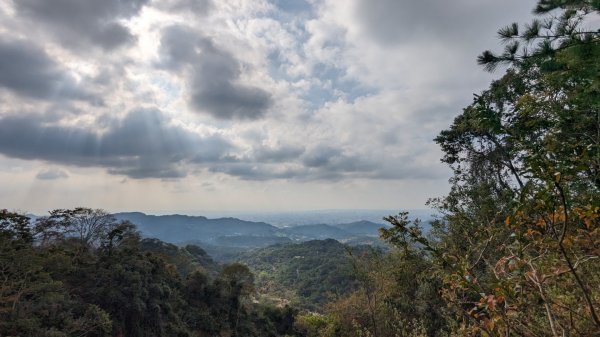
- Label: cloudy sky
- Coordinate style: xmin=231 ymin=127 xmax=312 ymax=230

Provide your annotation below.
xmin=0 ymin=0 xmax=537 ymax=214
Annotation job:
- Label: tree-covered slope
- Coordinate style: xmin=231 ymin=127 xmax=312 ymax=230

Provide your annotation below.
xmin=235 ymin=239 xmax=375 ymax=310
xmin=0 ymin=208 xmax=303 ymax=337
xmin=114 ymin=212 xmax=280 ymax=243
xmin=332 ymin=220 xmax=388 ymax=236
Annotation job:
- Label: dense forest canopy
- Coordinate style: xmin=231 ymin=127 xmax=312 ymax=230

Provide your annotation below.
xmin=234 ymin=239 xmax=371 ymax=311
xmin=0 ymin=208 xmax=300 ymax=337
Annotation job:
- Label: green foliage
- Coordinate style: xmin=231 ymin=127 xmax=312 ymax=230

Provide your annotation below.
xmin=374 ymin=1 xmax=600 ymax=335
xmin=235 ymin=239 xmax=367 ymax=311
xmin=295 ymin=313 xmax=334 ymax=337
xmin=140 ymin=238 xmax=220 ymax=277
xmin=296 ymin=249 xmax=449 ymax=337
xmin=0 ymin=208 xmax=304 ymax=337
xmin=35 ymin=208 xmax=119 ymax=247
xmin=478 ymin=0 xmax=600 ymax=71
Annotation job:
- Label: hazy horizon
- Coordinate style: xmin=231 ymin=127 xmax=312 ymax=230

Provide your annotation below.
xmin=27 ymin=208 xmax=435 ymax=227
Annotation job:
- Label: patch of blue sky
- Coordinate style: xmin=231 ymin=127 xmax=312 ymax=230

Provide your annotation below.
xmin=265 ymin=49 xmax=305 ymax=82
xmin=267 ymin=0 xmax=314 ymax=40
xmin=267 ymin=50 xmax=374 ymax=103
xmin=271 ymin=0 xmax=313 ymax=15
xmin=266 ymin=7 xmax=311 ymax=48
xmin=258 ymin=2 xmax=316 ymax=83
xmin=151 ymin=76 xmax=181 ymax=105
xmin=301 ymin=63 xmax=376 ymax=108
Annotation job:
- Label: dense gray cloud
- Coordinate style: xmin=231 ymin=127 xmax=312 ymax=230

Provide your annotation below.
xmin=36 ymin=168 xmax=69 ymax=180
xmin=205 ymin=143 xmax=443 ymax=182
xmin=355 ymin=0 xmax=535 ymax=46
xmin=302 ymin=145 xmax=342 ymax=168
xmin=0 ymin=109 xmax=232 ymax=179
xmin=209 ymin=163 xmax=299 ymax=181
xmin=212 ymin=159 xmax=443 ymax=182
xmin=159 ymin=25 xmax=273 ymax=120
xmin=14 ymin=0 xmax=149 ymax=50
xmin=253 ymin=145 xmax=306 ymax=163
xmin=299 ymin=146 xmax=379 ymax=180
xmin=0 ymin=38 xmax=95 ymax=101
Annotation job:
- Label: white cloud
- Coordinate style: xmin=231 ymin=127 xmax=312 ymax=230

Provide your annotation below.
xmin=0 ymin=0 xmax=539 ymax=211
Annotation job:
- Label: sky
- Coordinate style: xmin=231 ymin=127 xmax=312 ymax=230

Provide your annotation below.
xmin=0 ymin=0 xmax=538 ymax=214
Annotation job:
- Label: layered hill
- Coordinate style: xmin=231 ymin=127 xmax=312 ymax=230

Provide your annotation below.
xmin=114 ymin=212 xmax=391 ymax=260
xmin=234 ymin=239 xmax=377 ymax=310
xmin=114 ymin=212 xmax=280 ymax=243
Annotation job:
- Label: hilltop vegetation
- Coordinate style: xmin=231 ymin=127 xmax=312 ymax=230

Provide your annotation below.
xmin=115 ymin=212 xmax=388 ymax=260
xmin=0 ymin=208 xmax=385 ymax=337
xmin=0 ymin=208 xmax=301 ymax=337
xmin=234 ymin=239 xmax=376 ymax=311
xmin=113 ymin=212 xmax=280 ymax=244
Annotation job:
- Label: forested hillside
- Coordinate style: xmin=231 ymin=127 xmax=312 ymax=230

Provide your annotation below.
xmin=234 ymin=239 xmax=376 ymax=310
xmin=114 ymin=212 xmax=388 ymax=260
xmin=113 ymin=212 xmax=280 ymax=244
xmin=0 ymin=208 xmax=301 ymax=337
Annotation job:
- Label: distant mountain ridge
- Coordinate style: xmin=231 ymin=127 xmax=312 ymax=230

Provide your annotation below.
xmin=113 ymin=212 xmax=390 ymax=257
xmin=332 ymin=220 xmax=387 ymax=236
xmin=114 ymin=212 xmax=279 ymax=243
